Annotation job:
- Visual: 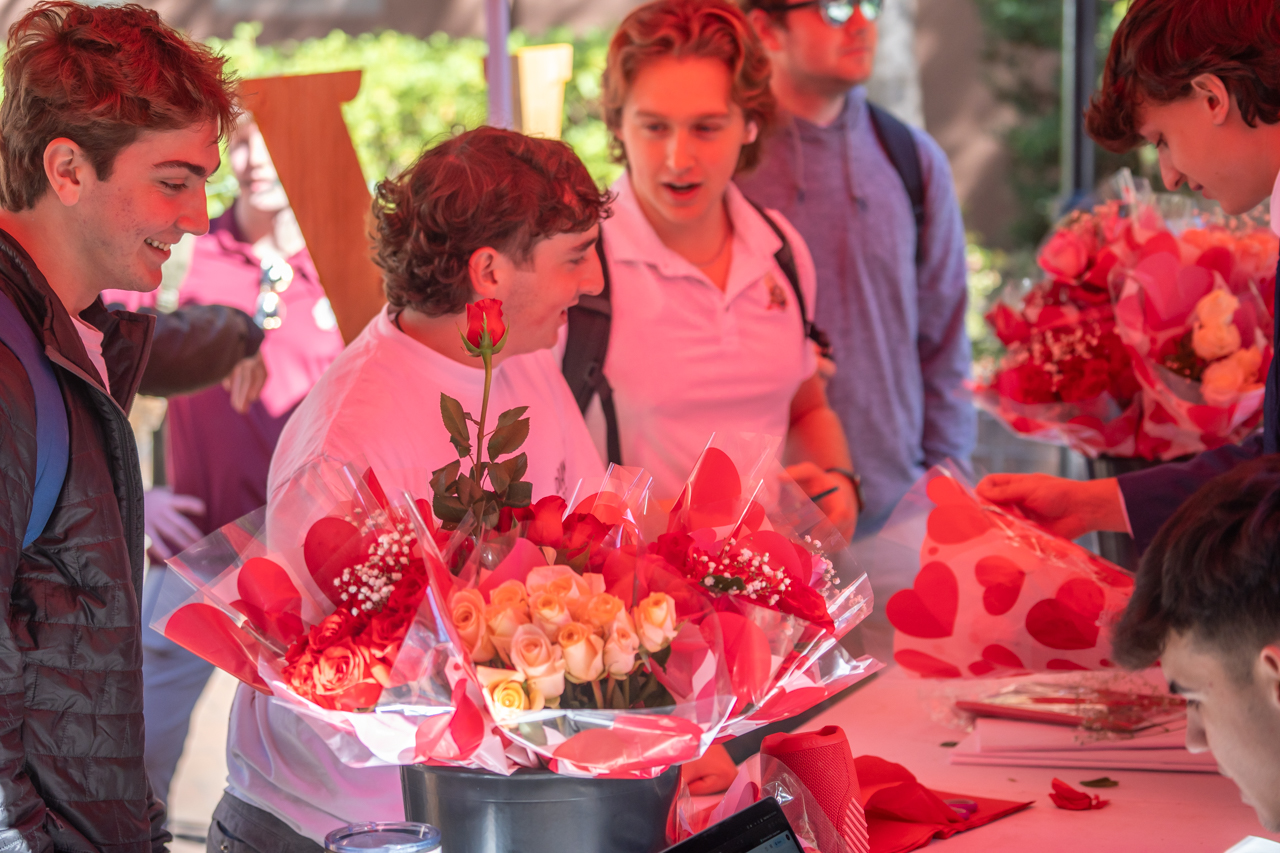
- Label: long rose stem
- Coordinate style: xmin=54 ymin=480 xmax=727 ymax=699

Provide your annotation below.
xmin=475 ymin=349 xmax=493 ymax=486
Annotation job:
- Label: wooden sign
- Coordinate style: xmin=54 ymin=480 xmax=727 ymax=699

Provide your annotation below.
xmin=240 ymin=71 xmax=385 ymax=344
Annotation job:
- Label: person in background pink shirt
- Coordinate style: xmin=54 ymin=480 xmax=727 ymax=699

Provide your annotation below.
xmin=105 ymin=118 xmax=344 ymax=810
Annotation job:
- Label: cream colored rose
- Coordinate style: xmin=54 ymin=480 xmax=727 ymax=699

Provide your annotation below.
xmin=1192 ymin=290 xmax=1243 ymax=360
xmin=484 ymin=674 xmax=544 ymax=723
xmin=633 ymin=592 xmax=678 ymax=653
xmin=603 ymin=616 xmax=640 ymax=679
xmin=583 ymin=593 xmax=625 ymax=636
xmin=486 ymin=599 xmax=531 ymax=664
xmin=1201 ymin=346 xmax=1263 ymax=407
xmin=557 ymin=621 xmax=605 ymax=683
xmin=509 ymin=623 xmax=566 ymax=699
xmin=530 ymin=591 xmax=572 ymax=640
xmin=1195 ymin=288 xmax=1240 ymax=327
xmin=450 ymin=588 xmax=495 ymax=662
xmin=527 ymin=565 xmax=594 ymax=619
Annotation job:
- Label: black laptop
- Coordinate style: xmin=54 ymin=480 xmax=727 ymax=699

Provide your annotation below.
xmin=661 ymin=797 xmax=803 ymax=853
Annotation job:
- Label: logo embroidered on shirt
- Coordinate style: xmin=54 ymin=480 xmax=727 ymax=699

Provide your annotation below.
xmin=766 ymin=273 xmax=788 ymax=311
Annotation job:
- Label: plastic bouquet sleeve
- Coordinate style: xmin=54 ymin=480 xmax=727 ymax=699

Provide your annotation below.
xmin=150 ymin=461 xmax=517 ymax=775
xmin=877 ymin=466 xmax=1135 ymax=678
xmin=621 ymin=433 xmax=883 ymax=739
xmin=1114 ymin=229 xmax=1275 ymax=460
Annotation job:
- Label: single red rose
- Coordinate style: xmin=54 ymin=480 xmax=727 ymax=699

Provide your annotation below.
xmin=465 ymin=298 xmax=506 ymax=350
xmin=652 ymin=531 xmax=694 ymax=571
xmin=986 ymin=303 xmax=1031 ymax=346
xmin=311 ymin=638 xmax=383 ymax=710
xmin=309 ymin=610 xmax=358 ymax=652
xmin=365 ymin=613 xmax=411 ymax=665
xmin=524 ymin=495 xmax=568 ymax=546
xmin=1038 ymin=228 xmax=1093 ymax=281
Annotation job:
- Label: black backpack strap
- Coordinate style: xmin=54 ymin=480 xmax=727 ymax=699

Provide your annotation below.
xmin=743 ymin=197 xmax=833 ymax=360
xmin=562 ymin=234 xmax=623 ymax=466
xmin=867 ymin=102 xmax=926 ymax=266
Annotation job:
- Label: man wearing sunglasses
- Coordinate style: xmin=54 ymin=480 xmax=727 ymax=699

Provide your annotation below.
xmin=738 ymin=0 xmax=973 ymax=554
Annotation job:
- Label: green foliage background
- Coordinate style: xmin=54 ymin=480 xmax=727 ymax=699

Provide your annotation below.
xmin=204 ymin=23 xmax=619 ymax=216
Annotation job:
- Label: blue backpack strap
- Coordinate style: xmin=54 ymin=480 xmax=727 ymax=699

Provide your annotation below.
xmin=0 ymin=291 xmax=69 ymax=548
xmin=867 ymin=102 xmax=926 ymax=266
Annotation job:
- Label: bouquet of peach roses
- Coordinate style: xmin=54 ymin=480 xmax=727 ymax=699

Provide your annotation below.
xmin=150 ymin=300 xmax=879 ymax=779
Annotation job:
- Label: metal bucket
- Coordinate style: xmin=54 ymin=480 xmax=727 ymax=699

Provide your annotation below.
xmin=401 ymin=764 xmax=680 ymax=853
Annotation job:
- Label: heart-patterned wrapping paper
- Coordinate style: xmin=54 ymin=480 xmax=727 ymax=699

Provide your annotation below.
xmin=883 ymin=468 xmax=1135 ymax=678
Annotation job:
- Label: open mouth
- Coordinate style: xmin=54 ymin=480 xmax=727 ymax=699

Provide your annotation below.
xmin=144 ymin=237 xmax=172 ymax=253
xmin=663 ymin=182 xmax=700 ymax=200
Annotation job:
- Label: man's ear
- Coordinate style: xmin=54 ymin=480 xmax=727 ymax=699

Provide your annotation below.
xmin=744 ymin=120 xmax=760 ymax=146
xmin=43 ymin=138 xmax=90 ymax=206
xmin=747 ymin=8 xmax=784 ymax=53
xmin=1190 ymin=74 xmax=1233 ymax=126
xmin=467 ymin=246 xmax=505 ymax=300
xmin=1259 ymin=644 xmax=1280 ymax=709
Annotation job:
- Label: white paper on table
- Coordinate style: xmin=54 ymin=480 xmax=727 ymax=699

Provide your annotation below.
xmin=1225 ymin=838 xmax=1280 ymax=853
xmin=950 ymin=716 xmax=1219 ymax=773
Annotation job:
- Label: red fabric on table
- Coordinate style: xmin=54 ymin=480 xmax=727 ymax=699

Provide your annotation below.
xmin=761 ymin=726 xmax=869 ymax=853
xmin=855 ymin=755 xmax=1033 ymax=853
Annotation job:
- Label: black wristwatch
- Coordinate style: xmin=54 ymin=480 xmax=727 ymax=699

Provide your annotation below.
xmin=826 ymin=467 xmax=866 ymax=516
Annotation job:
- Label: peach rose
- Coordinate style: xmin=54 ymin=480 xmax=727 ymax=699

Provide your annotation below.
xmin=633 ymin=592 xmax=678 ymax=653
xmin=603 ymin=616 xmax=640 ymax=679
xmin=557 ymin=621 xmax=605 ymax=683
xmin=509 ymin=623 xmax=566 ymax=699
xmin=527 ymin=565 xmax=593 ymax=619
xmin=1195 ymin=288 xmax=1240 ymax=327
xmin=451 ymin=588 xmax=495 ymax=663
xmin=486 ymin=599 xmax=531 ymax=664
xmin=489 ymin=579 xmax=529 ymax=610
xmin=583 ymin=593 xmax=625 ymax=636
xmin=530 ymin=591 xmax=572 ymax=640
xmin=1201 ymin=346 xmax=1263 ymax=407
xmin=1193 ymin=321 xmax=1242 ymax=361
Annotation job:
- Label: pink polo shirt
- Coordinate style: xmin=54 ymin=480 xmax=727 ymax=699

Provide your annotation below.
xmin=587 ymin=174 xmax=819 ymax=499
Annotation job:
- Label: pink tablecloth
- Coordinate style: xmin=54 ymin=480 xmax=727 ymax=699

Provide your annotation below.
xmin=800 ymin=666 xmax=1280 ymax=852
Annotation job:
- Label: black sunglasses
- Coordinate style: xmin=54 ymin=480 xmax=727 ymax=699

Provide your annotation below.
xmin=758 ymin=0 xmax=882 ymax=26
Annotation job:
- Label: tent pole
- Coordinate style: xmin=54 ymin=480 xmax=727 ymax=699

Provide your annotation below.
xmin=486 ymin=0 xmax=512 ymax=129
xmin=1060 ymin=0 xmax=1097 ymax=213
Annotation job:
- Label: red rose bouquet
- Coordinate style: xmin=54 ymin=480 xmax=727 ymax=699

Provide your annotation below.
xmin=152 ymin=300 xmax=879 ymax=780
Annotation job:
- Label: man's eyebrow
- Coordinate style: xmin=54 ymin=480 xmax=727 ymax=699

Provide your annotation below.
xmin=633 ymin=109 xmax=731 ymax=121
xmin=572 ymin=234 xmax=598 ymax=253
xmin=152 ymin=160 xmax=214 ymax=178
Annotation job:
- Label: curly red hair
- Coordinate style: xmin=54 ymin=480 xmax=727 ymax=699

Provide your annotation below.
xmin=602 ymin=0 xmax=776 ymax=173
xmin=1087 ymin=0 xmax=1280 ymax=153
xmin=0 ymin=1 xmax=240 ymax=211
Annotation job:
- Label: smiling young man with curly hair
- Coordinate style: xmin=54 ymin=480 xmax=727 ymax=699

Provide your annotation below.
xmin=211 ymin=127 xmax=611 ymax=850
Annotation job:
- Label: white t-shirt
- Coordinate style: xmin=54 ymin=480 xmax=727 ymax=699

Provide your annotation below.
xmin=586 ymin=174 xmax=819 ymax=499
xmin=74 ymin=316 xmax=109 ymax=394
xmin=224 ymin=306 xmax=604 ymax=841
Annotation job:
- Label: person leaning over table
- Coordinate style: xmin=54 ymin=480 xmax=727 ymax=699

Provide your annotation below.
xmin=559 ymin=0 xmax=859 ymax=797
xmin=207 ymin=127 xmax=610 ymax=851
xmin=977 ymin=0 xmax=1280 ymax=551
xmin=0 ymin=1 xmax=240 ymax=847
xmin=1109 ymin=454 xmax=1280 ymax=833
xmin=736 ymin=0 xmax=975 ymax=538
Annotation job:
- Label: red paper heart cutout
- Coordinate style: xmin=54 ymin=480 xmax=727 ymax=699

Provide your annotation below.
xmin=894 ymin=649 xmax=961 ymax=679
xmin=232 ymin=557 xmax=305 ymax=646
xmin=165 ymin=602 xmax=269 ymax=691
xmin=705 ymin=611 xmax=773 ymax=712
xmin=974 ymin=556 xmax=1025 ymax=616
xmin=968 ymin=643 xmax=1026 ymax=676
xmin=688 ymin=448 xmax=743 ymax=529
xmin=886 ymin=562 xmax=958 ymax=638
xmin=304 ymin=517 xmax=369 ymax=606
xmin=924 ymin=480 xmax=993 ymax=545
xmin=1025 ymin=577 xmax=1106 ymax=650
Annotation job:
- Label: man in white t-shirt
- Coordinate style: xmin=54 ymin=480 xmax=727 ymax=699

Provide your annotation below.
xmin=208 ymin=127 xmax=611 ymax=850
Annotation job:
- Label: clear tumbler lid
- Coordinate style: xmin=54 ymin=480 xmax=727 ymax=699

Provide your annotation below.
xmin=324 ymin=821 xmax=442 ymax=853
